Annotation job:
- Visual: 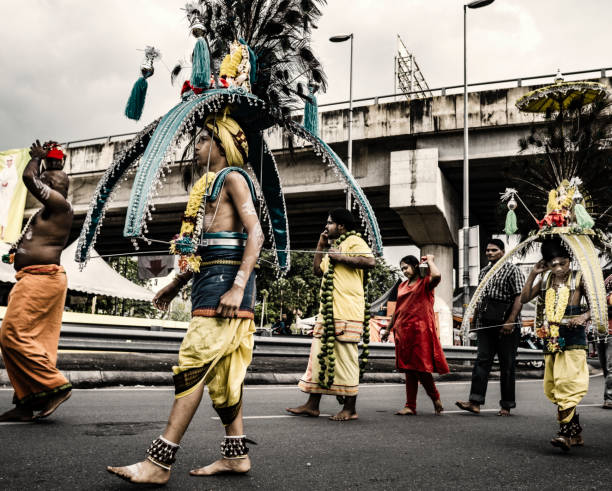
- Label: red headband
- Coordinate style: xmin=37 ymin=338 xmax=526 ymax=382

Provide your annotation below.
xmin=46 ymin=146 xmax=65 ymax=160
xmin=180 ymin=80 xmax=204 ymax=96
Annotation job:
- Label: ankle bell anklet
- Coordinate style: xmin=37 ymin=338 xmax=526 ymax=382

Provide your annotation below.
xmin=558 ymin=413 xmax=582 ymax=438
xmin=146 ymin=435 xmax=180 ymax=470
xmin=220 ymin=435 xmax=255 ymax=460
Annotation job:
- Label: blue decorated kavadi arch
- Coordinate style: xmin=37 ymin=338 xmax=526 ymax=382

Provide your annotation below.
xmin=75 ymin=89 xmax=383 ymax=272
xmin=461 ymin=76 xmax=610 ymax=337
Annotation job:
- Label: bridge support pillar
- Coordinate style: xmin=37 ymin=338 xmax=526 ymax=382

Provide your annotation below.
xmin=420 ymin=244 xmax=454 ymax=346
xmin=389 ymin=148 xmax=459 ymax=346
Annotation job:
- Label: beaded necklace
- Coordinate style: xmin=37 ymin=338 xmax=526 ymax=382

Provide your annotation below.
xmin=545 ymin=276 xmax=571 ymax=325
xmin=169 ymin=172 xmax=216 ymax=272
xmin=317 ymin=230 xmax=372 ymax=389
xmin=541 ymin=273 xmax=572 ymax=352
xmin=1 ymin=209 xmax=41 ymax=264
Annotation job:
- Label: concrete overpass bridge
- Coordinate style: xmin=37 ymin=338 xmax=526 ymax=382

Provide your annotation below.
xmin=28 ymin=69 xmax=611 ymax=344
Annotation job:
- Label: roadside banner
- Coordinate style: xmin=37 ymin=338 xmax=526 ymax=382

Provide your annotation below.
xmin=137 ymin=255 xmax=175 ymax=280
xmin=0 ymin=148 xmax=29 ymax=243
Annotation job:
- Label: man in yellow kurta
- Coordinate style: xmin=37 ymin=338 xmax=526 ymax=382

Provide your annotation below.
xmin=287 ymin=209 xmax=375 ymax=421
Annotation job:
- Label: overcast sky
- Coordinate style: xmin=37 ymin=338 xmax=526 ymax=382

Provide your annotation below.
xmin=0 ymin=0 xmax=610 ymax=150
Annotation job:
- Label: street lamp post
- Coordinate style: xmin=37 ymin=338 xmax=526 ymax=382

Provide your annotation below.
xmin=463 ymin=0 xmax=494 ymax=343
xmin=330 ymin=33 xmax=354 ymax=210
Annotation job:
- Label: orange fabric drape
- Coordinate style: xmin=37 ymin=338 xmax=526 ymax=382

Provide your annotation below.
xmin=0 ymin=265 xmax=70 ymax=408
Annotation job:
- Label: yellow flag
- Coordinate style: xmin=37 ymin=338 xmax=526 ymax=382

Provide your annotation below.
xmin=0 ymin=148 xmax=30 ymax=243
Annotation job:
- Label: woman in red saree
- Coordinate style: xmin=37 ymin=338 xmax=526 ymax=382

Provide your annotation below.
xmin=384 ymin=255 xmax=449 ymax=415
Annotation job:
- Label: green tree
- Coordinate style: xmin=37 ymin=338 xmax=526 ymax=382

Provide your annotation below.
xmin=168 ymin=299 xmax=191 ymax=322
xmin=368 ymin=257 xmax=402 ymax=301
xmin=255 ymin=251 xmax=400 ymax=321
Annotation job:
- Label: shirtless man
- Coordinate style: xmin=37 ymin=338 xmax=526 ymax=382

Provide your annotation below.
xmin=520 ymin=237 xmax=590 ymax=451
xmin=108 ymin=113 xmax=264 ymax=484
xmin=0 ymin=140 xmax=73 ymax=422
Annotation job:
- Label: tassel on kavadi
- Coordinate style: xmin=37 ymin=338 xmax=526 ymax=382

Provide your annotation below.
xmin=303 ymin=85 xmax=319 ymax=136
xmin=504 ymin=209 xmax=518 ymax=235
xmin=574 ymin=203 xmax=594 ymax=229
xmin=191 ymin=37 xmax=211 ymax=89
xmin=125 ymin=77 xmax=149 ymax=121
xmin=125 ymin=46 xmax=160 ymax=121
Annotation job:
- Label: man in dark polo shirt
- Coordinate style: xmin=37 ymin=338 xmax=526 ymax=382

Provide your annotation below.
xmin=456 ymin=238 xmax=525 ymax=416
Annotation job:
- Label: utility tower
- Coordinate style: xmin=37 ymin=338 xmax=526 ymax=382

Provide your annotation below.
xmin=394 ymin=35 xmax=432 ymax=101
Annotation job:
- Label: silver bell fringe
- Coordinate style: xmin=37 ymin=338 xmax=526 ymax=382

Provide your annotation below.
xmin=146 ymin=435 xmax=180 ymax=470
xmin=220 ymin=435 xmax=256 ymax=460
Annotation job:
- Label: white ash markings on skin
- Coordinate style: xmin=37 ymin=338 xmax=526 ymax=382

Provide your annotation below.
xmin=234 ymin=270 xmax=246 ymax=288
xmin=253 ymin=224 xmax=264 ymax=248
xmin=241 ymin=200 xmax=257 ymax=217
xmin=33 ymin=178 xmax=51 ymax=200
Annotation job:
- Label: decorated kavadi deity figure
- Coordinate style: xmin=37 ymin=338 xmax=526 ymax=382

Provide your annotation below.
xmin=463 ymin=73 xmax=611 ymax=452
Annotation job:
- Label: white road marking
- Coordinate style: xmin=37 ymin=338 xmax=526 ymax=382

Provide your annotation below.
xmin=0 ymin=387 xmax=164 ymax=392
xmin=0 ymin=402 xmax=603 ymax=425
xmin=211 ymin=414 xmax=332 ymax=420
xmin=441 ymin=402 xmax=604 ymax=414
xmin=212 ymin=403 xmax=605 ymax=420
xmin=443 ymin=409 xmax=499 ymax=414
xmin=0 ymin=372 xmax=603 ymax=393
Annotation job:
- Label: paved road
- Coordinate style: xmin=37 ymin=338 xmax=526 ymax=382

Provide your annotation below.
xmin=1 ymin=376 xmax=611 ymax=490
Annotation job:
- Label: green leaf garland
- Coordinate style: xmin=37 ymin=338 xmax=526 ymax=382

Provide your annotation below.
xmin=317 ymin=231 xmax=372 ymax=390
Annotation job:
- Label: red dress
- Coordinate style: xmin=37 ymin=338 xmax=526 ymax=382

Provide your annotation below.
xmin=393 ymin=276 xmax=449 ymax=374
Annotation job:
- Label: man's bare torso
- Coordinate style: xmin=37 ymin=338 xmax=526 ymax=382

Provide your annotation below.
xmin=14 ymin=206 xmax=73 ymax=270
xmin=547 ymin=273 xmax=585 ymax=308
xmin=203 ymin=173 xmax=252 ymax=234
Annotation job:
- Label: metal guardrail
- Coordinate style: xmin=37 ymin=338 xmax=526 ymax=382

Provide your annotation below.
xmin=57 ymin=323 xmax=544 ymax=361
xmin=61 ymin=66 xmax=611 ymax=149
xmin=316 ymin=66 xmax=612 ymax=112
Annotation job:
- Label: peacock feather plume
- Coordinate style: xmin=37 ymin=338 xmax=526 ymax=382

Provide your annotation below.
xmin=508 ymin=94 xmax=612 ymax=243
xmin=174 ymin=0 xmax=327 ymax=118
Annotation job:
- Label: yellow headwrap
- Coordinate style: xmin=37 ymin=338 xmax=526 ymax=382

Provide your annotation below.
xmin=205 ymin=112 xmax=249 ymax=167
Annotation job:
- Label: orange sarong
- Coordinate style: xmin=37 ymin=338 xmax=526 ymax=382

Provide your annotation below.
xmin=0 ymin=264 xmax=71 ymax=409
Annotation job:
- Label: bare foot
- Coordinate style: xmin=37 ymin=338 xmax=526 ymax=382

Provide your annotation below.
xmin=570 ymin=435 xmax=584 ymax=447
xmin=190 ymin=456 xmax=251 ymax=476
xmin=35 ymin=390 xmax=72 ymax=419
xmin=455 ymin=400 xmax=480 ymax=414
xmin=107 ymin=460 xmax=170 ymax=485
xmin=497 ymin=408 xmax=511 ymax=416
xmin=395 ymin=407 xmax=416 ymax=416
xmin=550 ymin=435 xmax=571 ymax=452
xmin=433 ymin=400 xmax=444 ymax=415
xmin=286 ymin=405 xmax=320 ymax=417
xmin=329 ymin=409 xmax=358 ymax=421
xmin=0 ymin=407 xmax=34 ymax=422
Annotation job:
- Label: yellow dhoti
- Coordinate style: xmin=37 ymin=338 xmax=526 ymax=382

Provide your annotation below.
xmin=297 ymin=234 xmax=371 ymax=397
xmin=173 ymin=316 xmax=255 ymax=425
xmin=298 ymin=325 xmax=360 ymax=397
xmin=543 ymin=350 xmax=589 ymax=423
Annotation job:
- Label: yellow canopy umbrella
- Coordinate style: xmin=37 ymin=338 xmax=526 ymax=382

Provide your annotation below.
xmin=516 ymin=76 xmax=607 ymax=113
